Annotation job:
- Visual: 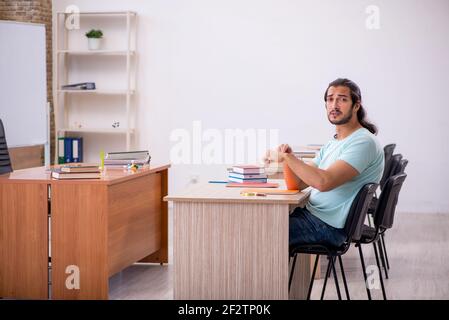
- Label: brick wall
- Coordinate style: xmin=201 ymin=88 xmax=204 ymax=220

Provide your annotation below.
xmin=0 ymin=0 xmax=55 ymax=163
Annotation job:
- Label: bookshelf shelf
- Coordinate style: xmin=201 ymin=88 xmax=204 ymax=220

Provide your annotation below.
xmin=58 ymin=89 xmax=135 ymax=95
xmin=59 ymin=128 xmax=134 ymax=134
xmin=57 ymin=50 xmax=135 ymax=56
xmin=54 ymin=11 xmax=137 ymax=164
xmin=56 ymin=11 xmax=136 ymax=17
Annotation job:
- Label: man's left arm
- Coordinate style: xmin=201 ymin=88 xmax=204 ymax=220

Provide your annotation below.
xmin=283 ymin=153 xmax=359 ymax=192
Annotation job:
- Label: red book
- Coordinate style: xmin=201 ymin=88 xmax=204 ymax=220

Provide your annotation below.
xmin=226 ymin=182 xmax=279 ymax=188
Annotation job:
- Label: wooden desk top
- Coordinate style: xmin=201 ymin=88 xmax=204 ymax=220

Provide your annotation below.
xmin=0 ymin=164 xmax=170 ymax=185
xmin=165 ymin=179 xmax=311 ymax=205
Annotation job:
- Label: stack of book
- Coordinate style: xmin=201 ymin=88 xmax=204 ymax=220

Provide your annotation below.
xmin=104 ymin=150 xmax=151 ymax=167
xmin=228 ymin=165 xmax=267 ymax=183
xmin=292 ymin=145 xmax=322 ymax=159
xmin=51 ymin=164 xmax=101 ymax=180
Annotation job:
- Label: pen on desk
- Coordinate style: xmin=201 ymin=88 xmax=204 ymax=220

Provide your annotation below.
xmin=240 ymin=191 xmax=267 ymax=197
xmin=208 ymin=180 xmax=228 ymax=184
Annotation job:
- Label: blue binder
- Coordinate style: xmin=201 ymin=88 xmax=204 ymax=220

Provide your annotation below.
xmin=64 ymin=137 xmax=73 ymax=163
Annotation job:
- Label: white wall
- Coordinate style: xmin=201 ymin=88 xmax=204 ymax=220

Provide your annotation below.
xmin=53 ymin=0 xmax=449 ymax=214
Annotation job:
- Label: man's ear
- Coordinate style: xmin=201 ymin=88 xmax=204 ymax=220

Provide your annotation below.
xmin=353 ymin=102 xmax=361 ymax=112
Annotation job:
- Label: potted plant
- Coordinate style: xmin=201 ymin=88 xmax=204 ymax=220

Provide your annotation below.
xmin=85 ymin=29 xmax=103 ymax=50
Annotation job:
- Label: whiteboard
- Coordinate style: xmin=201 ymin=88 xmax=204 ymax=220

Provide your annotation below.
xmin=0 ymin=20 xmax=48 ymax=163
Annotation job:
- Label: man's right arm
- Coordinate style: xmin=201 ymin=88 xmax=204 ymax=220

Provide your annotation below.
xmin=283 ymin=153 xmax=359 ymax=192
xmin=288 ymin=160 xmax=316 ymax=191
xmin=273 ymin=144 xmax=316 ymax=190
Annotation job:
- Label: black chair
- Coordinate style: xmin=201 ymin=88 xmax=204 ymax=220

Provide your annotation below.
xmin=398 ymin=159 xmax=408 ymax=174
xmin=0 ymin=119 xmax=13 ymax=175
xmin=379 ymin=144 xmax=396 ymax=189
xmin=354 ymin=173 xmax=407 ymax=300
xmin=367 ymin=146 xmax=398 ymax=225
xmin=369 ymin=154 xmax=403 ymax=213
xmin=370 ymin=154 xmax=408 ymax=276
xmin=289 ymin=183 xmax=378 ymax=300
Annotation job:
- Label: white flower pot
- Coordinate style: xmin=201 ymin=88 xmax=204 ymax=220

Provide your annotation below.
xmin=87 ymin=38 xmax=102 ymax=50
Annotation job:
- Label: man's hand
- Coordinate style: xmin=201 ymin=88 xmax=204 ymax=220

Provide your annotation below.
xmin=277 ymin=144 xmax=292 ymax=154
xmin=263 ymin=144 xmax=292 ymax=165
xmin=263 ymin=149 xmax=278 ymax=165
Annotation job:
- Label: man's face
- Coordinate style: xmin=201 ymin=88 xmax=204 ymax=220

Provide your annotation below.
xmin=325 ymin=86 xmax=357 ymax=125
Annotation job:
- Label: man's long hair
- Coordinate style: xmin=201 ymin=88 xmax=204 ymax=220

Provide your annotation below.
xmin=324 ymin=78 xmax=378 ymax=135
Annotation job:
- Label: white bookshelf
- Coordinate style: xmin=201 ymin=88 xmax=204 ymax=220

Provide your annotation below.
xmin=54 ymin=11 xmax=137 ymax=163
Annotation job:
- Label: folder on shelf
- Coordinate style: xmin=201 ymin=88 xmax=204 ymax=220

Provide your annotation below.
xmin=64 ymin=137 xmax=73 ymax=163
xmin=58 ymin=137 xmax=65 ymax=164
xmin=72 ymin=137 xmax=83 ymax=163
xmin=61 ymin=82 xmax=96 ymax=90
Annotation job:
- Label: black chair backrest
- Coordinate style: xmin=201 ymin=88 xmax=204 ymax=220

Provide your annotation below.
xmin=380 ymin=154 xmax=402 ymax=190
xmin=395 ymin=159 xmax=408 ymax=175
xmin=374 ymin=173 xmax=407 ymax=231
xmin=343 ymin=183 xmax=379 ymax=242
xmin=0 ymin=119 xmax=13 ymax=175
xmin=379 ymin=144 xmax=396 ymax=188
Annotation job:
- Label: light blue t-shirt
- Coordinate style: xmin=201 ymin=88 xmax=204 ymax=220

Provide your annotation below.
xmin=306 ymin=128 xmax=384 ymax=229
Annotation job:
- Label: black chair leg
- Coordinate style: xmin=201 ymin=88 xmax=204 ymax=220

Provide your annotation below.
xmin=373 ymin=242 xmax=387 ymax=300
xmin=357 ymin=244 xmax=372 ymax=300
xmin=377 ymin=239 xmax=389 ymax=279
xmin=338 ymin=255 xmax=350 ymax=300
xmin=288 ymin=254 xmax=298 ymax=292
xmin=380 ymin=233 xmax=390 ymax=270
xmin=331 ymin=256 xmax=342 ymax=300
xmin=306 ymin=254 xmax=319 ymax=300
xmin=320 ymin=256 xmax=332 ymax=300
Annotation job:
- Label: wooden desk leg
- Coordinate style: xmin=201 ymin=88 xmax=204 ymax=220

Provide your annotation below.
xmin=173 ymin=201 xmax=295 ymax=300
xmin=289 ymin=254 xmax=315 ymax=299
xmin=139 ymin=169 xmax=169 ymax=264
xmin=51 ymin=184 xmax=108 ymax=300
xmin=0 ymin=183 xmax=48 ymax=299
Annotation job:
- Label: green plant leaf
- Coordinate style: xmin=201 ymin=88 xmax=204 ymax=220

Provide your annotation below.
xmin=85 ymin=29 xmax=103 ymax=38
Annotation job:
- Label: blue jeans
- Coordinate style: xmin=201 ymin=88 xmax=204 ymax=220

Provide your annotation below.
xmin=289 ymin=207 xmax=347 ymax=248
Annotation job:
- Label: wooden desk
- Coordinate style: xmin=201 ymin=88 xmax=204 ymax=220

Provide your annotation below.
xmin=0 ymin=164 xmax=169 ymax=300
xmin=165 ymin=180 xmax=312 ymax=300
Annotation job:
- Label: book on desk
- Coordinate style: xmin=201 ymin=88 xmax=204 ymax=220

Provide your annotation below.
xmin=51 ymin=165 xmax=101 ymax=179
xmin=60 ymin=164 xmax=100 ymax=173
xmin=227 ymin=164 xmax=268 ymax=183
xmin=104 ymin=150 xmax=151 ymax=167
